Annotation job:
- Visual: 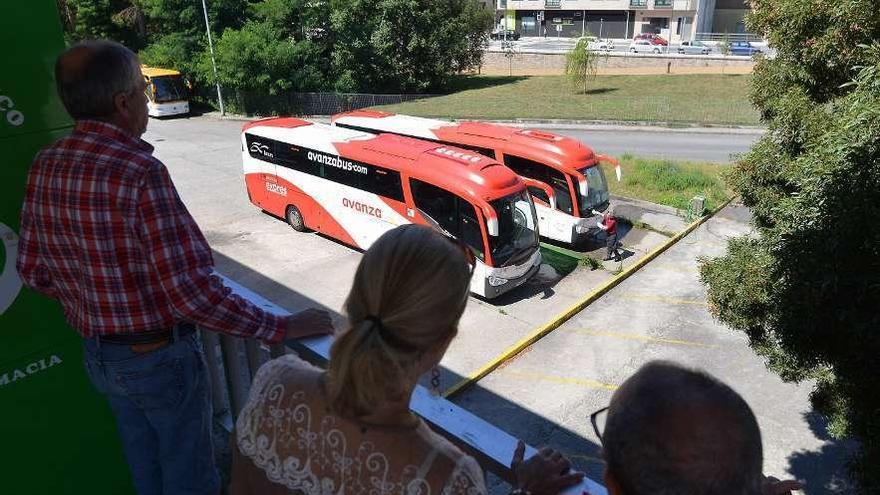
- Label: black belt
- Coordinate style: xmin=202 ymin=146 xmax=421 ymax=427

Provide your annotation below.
xmin=97 ymin=322 xmax=197 ymax=345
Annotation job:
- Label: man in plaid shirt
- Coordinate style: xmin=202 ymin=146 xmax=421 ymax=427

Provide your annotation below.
xmin=17 ymin=40 xmax=333 ymax=495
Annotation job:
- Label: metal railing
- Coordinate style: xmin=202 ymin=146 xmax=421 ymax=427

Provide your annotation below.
xmin=201 ymin=274 xmax=608 ymax=494
xmin=694 ymin=32 xmax=763 ymax=42
xmin=222 ymin=90 xmax=438 ymax=117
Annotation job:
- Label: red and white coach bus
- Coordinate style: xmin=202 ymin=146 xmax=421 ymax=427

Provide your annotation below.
xmin=241 ymin=118 xmax=541 ymax=299
xmin=331 ymin=111 xmax=621 ymax=246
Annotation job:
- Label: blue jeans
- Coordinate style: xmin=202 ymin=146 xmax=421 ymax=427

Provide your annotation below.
xmin=83 ymin=332 xmax=220 ymax=495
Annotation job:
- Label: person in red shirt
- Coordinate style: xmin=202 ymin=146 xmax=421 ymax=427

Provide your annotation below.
xmin=598 ymin=210 xmax=622 ymax=262
xmin=17 ymin=40 xmax=333 ymax=495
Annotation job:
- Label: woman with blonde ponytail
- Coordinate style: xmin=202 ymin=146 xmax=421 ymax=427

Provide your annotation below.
xmin=231 ymin=225 xmax=584 ymax=495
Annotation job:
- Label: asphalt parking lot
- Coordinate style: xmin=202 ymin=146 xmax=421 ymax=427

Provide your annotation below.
xmin=145 ymin=115 xmax=853 ymax=494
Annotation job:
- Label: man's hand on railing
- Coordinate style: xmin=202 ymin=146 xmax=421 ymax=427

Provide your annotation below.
xmin=510 ymin=440 xmax=585 ymax=495
xmin=284 ymin=308 xmax=335 ymax=340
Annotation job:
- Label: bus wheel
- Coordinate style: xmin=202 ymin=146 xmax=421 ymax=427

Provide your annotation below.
xmin=286 ymin=205 xmax=308 ymax=232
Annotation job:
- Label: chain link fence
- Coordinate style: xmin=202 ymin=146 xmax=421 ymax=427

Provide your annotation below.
xmin=221 ymin=90 xmax=438 ymax=116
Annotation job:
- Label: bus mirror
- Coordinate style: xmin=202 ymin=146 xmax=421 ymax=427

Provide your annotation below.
xmin=185 ymin=80 xmax=192 ymax=90
xmin=548 ymin=192 xmax=557 ymax=210
xmin=486 ymin=217 xmax=499 ymax=237
xmin=578 ymin=178 xmax=588 ymax=197
xmin=150 ymin=83 xmax=157 ymax=95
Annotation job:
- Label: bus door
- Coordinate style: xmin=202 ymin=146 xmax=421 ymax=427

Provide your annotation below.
xmin=408 ymin=178 xmax=488 ymax=289
xmin=501 ymin=153 xmax=576 ymax=242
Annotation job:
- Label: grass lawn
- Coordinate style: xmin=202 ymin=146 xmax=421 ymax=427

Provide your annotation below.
xmin=375 ymin=74 xmax=759 ymax=126
xmin=601 ymin=154 xmax=732 ymax=211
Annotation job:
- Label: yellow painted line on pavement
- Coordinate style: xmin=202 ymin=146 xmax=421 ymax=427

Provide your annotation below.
xmin=504 ymin=370 xmax=618 ymax=391
xmin=443 ymin=196 xmax=736 ymax=399
xmin=569 ymin=328 xmax=716 ymax=348
xmin=623 ymin=294 xmax=708 ymax=306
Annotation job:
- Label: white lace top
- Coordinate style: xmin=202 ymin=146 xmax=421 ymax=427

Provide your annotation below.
xmin=231 ymin=354 xmax=487 ymax=495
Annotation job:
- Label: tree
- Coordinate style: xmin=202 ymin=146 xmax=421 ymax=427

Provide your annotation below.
xmin=328 ymin=0 xmax=492 ymax=93
xmin=565 ymin=36 xmax=603 ymax=94
xmin=61 ymin=0 xmax=144 ymax=48
xmin=699 ymin=1 xmax=880 ymax=491
xmin=198 ymin=20 xmax=325 ymax=97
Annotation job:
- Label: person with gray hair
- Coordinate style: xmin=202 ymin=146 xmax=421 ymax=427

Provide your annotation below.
xmin=17 ymin=40 xmax=334 ymax=495
xmin=590 ymin=361 xmax=803 ymax=495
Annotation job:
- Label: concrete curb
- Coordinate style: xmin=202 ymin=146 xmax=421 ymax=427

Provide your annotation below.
xmin=442 ymin=195 xmax=737 ymax=399
xmin=204 ymin=112 xmax=766 ymax=135
xmin=611 ymin=195 xmax=681 ymax=216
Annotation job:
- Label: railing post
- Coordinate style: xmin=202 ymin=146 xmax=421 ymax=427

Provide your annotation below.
xmin=220 ymin=334 xmax=252 ymax=416
xmin=199 ymin=329 xmax=234 ymax=430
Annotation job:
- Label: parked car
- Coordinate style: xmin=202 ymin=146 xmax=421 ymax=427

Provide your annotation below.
xmin=728 ymin=41 xmax=761 ymax=56
xmin=677 ymin=40 xmax=711 ymax=55
xmin=490 ymin=29 xmax=520 ymax=41
xmin=629 ymin=39 xmax=663 ymax=54
xmin=634 ymin=33 xmax=668 ymax=46
xmin=581 ymin=36 xmax=614 ymax=51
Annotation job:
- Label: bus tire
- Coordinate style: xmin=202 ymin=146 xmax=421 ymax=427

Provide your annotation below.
xmin=286 ymin=205 xmax=308 ymax=232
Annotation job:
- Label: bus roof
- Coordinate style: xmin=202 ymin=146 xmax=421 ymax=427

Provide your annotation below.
xmin=141 ymin=66 xmax=182 ymax=78
xmin=332 ymin=110 xmax=597 ymax=173
xmin=243 ymin=118 xmax=523 ymax=202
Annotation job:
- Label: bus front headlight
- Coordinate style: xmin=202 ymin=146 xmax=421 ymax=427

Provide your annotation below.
xmin=487 ymin=276 xmax=508 ymax=287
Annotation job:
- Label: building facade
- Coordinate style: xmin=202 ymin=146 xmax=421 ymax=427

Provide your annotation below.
xmin=495 ymin=0 xmax=747 ymax=41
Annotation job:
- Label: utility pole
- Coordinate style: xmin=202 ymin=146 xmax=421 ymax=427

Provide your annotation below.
xmin=200 ymin=0 xmax=225 ymax=116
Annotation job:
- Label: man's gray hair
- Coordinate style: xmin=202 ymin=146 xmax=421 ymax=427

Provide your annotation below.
xmin=55 ymin=40 xmax=141 ymax=120
xmin=604 ymin=361 xmax=763 ymax=495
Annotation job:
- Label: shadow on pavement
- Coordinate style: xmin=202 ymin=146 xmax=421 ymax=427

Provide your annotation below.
xmin=209 ymin=249 xmax=607 ymax=488
xmin=787 ymin=411 xmax=858 ymax=494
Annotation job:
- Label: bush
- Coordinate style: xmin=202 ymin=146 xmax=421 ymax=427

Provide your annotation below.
xmin=700 ymin=1 xmax=880 ymax=487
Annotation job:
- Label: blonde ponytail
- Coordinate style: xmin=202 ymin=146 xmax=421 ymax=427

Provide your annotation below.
xmin=327 ymin=225 xmax=471 ymax=417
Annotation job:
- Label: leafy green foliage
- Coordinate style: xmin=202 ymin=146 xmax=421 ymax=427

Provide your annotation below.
xmin=565 ymin=37 xmax=602 ymax=94
xmin=700 ymin=2 xmax=880 ymax=490
xmin=328 ymin=0 xmax=492 ymax=92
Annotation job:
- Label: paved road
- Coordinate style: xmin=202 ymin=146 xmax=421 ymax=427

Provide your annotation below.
xmin=550 ymin=127 xmax=760 ymax=163
xmin=143 ymin=115 xmax=851 ymax=494
xmin=457 ymin=203 xmax=855 ymax=494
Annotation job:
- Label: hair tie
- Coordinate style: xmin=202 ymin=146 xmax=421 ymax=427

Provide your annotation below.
xmin=364 ymin=315 xmax=418 ymax=353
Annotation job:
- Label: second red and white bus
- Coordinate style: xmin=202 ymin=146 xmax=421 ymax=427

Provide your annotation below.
xmin=331 ymin=111 xmax=621 ymax=247
xmin=241 ymin=117 xmax=541 ymax=299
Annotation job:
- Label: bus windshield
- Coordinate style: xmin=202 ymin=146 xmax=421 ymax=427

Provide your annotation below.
xmin=488 ymin=190 xmax=539 ymax=267
xmin=577 ymin=165 xmax=610 ymax=215
xmin=150 ymin=76 xmax=188 ymax=103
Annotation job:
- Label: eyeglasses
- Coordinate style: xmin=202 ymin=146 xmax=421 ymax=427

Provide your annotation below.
xmin=590 ymin=406 xmax=609 ymax=445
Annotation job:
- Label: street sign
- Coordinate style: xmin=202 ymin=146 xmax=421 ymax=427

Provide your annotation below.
xmin=537 ymin=11 xmax=544 ymax=22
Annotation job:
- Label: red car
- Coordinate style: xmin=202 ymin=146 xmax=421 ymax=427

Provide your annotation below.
xmin=634 ymin=33 xmax=668 ymax=46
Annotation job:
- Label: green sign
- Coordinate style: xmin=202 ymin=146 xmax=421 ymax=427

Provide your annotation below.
xmin=0 ymin=2 xmax=134 ymax=493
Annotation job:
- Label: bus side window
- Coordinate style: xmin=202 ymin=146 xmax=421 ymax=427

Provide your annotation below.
xmin=363 ymin=168 xmax=404 ymax=202
xmin=527 ymin=186 xmax=550 ymax=205
xmin=411 ymin=179 xmax=485 ymax=261
xmin=275 ymin=142 xmax=320 ymax=176
xmin=503 ymin=154 xmax=549 ymax=183
xmin=322 ymin=161 xmax=363 ymax=189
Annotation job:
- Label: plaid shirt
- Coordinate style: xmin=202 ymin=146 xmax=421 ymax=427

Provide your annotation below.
xmin=17 ymin=120 xmax=284 ymax=342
